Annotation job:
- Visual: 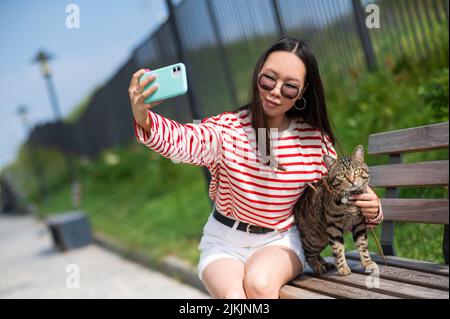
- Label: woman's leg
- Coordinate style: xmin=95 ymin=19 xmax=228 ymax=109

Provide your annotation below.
xmin=201 ymin=257 xmax=247 ymax=299
xmin=244 ymin=245 xmax=303 ymax=299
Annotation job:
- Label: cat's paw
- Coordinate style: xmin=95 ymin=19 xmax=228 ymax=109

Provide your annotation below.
xmin=364 ymin=261 xmax=379 ymax=272
xmin=312 ymin=262 xmax=328 ymax=274
xmin=337 ymin=264 xmax=351 ymax=276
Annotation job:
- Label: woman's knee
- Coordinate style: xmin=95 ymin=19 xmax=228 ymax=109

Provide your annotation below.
xmin=203 ymin=281 xmax=247 ymax=299
xmin=243 ymin=272 xmax=278 ymax=298
xmin=201 ymin=258 xmax=246 ymax=299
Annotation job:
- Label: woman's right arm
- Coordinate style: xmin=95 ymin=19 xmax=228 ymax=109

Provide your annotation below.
xmin=129 ymin=69 xmax=223 ymax=167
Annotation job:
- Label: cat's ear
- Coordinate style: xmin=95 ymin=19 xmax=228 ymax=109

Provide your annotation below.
xmin=352 ymin=145 xmax=365 ymax=161
xmin=323 ymin=155 xmax=337 ymax=171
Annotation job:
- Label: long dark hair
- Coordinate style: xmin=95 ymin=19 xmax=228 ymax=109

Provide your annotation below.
xmin=236 ymin=37 xmax=338 ymax=170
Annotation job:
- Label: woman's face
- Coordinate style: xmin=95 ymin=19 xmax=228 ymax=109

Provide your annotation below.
xmin=258 ymin=51 xmax=307 ymax=119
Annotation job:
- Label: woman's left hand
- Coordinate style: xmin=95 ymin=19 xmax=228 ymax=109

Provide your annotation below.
xmin=350 ymin=187 xmax=380 ymax=219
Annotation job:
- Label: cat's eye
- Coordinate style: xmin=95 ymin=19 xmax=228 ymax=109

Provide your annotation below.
xmin=338 ymin=173 xmax=345 ymax=179
xmin=354 ymin=168 xmax=361 ymax=175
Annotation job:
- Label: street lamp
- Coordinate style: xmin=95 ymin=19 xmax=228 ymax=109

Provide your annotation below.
xmin=16 ymin=105 xmax=47 ymax=204
xmin=32 ymin=49 xmax=80 ymax=208
xmin=33 ymin=50 xmax=63 ymax=119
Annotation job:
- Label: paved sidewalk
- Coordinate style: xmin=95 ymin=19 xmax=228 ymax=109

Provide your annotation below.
xmin=0 ymin=214 xmax=209 ymax=299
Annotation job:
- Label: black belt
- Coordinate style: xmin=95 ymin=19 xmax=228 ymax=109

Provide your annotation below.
xmin=213 ymin=208 xmax=275 ymax=234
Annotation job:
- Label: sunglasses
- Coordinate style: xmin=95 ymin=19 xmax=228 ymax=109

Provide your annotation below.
xmin=258 ymin=73 xmax=302 ymax=100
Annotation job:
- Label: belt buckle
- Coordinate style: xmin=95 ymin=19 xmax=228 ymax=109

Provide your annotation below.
xmin=246 ymin=224 xmax=252 ymax=234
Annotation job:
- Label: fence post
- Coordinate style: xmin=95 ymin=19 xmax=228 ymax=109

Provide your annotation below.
xmin=165 ymin=0 xmax=212 ymax=201
xmin=271 ymin=0 xmax=286 ymax=38
xmin=204 ymin=0 xmax=240 ymax=107
xmin=351 ymin=0 xmax=378 ymax=72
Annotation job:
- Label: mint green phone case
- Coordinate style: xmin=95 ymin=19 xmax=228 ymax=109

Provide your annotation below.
xmin=139 ymin=63 xmax=188 ymax=104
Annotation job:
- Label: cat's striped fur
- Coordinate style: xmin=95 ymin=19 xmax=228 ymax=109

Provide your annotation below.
xmin=294 ymin=145 xmax=378 ymax=276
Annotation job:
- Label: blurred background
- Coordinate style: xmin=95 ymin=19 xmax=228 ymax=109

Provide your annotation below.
xmin=0 ymin=0 xmax=448 ymax=276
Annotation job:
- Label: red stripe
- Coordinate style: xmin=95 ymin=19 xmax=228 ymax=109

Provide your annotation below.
xmin=160 ymin=141 xmax=173 ymax=158
xmin=217 ymin=191 xmax=290 ymax=216
xmin=222 ymin=154 xmax=323 ymax=175
xmin=218 ymin=183 xmax=299 ymax=206
xmin=282 ymin=161 xmax=323 ymax=166
xmin=275 ymin=144 xmax=321 ymax=150
xmin=152 ymin=136 xmax=164 ymax=153
xmin=223 ymin=161 xmax=321 ymax=184
xmin=295 ymin=127 xmax=321 ymax=133
xmin=161 ymin=117 xmax=167 ymax=139
xmin=277 ymin=152 xmax=322 ymax=158
xmin=221 ymin=167 xmax=302 ymax=191
xmin=218 ymin=176 xmax=303 ymax=199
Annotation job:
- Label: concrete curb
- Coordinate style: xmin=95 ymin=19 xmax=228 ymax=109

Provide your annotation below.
xmin=92 ymin=231 xmax=209 ymax=295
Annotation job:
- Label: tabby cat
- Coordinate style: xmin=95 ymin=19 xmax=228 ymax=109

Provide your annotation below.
xmin=294 ymin=145 xmax=378 ymax=276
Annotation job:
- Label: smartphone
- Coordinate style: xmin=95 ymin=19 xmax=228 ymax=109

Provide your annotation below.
xmin=139 ymin=63 xmax=188 ymax=104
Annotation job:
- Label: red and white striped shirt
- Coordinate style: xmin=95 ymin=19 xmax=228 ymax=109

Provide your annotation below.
xmin=134 ymin=108 xmax=382 ymax=231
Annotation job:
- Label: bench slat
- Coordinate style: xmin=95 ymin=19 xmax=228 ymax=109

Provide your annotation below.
xmin=346 ymin=251 xmax=449 ymax=276
xmin=315 ymin=268 xmax=448 ymax=299
xmin=345 ymin=259 xmax=449 ymax=291
xmin=380 ymin=198 xmax=449 ymax=224
xmin=279 ymin=285 xmax=334 ymax=299
xmin=369 ymin=160 xmax=449 ymax=187
xmin=368 ymin=122 xmax=449 ymax=155
xmin=290 ymin=275 xmax=399 ymax=299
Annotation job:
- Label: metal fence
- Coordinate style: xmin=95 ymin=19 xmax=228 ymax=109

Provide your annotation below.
xmin=28 ymin=0 xmax=449 ymax=158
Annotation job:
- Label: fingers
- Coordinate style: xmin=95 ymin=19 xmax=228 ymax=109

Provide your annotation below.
xmin=351 ymin=189 xmax=380 ymax=214
xmin=129 ymin=69 xmax=147 ymax=93
xmin=135 ymin=74 xmax=157 ymax=95
xmin=350 ymin=193 xmax=376 ymax=201
xmin=353 ymin=199 xmax=380 ymax=218
xmin=351 ymin=199 xmax=378 ymax=208
xmin=133 ymin=84 xmax=160 ymax=108
xmin=362 ymin=207 xmax=380 ymax=218
xmin=129 ymin=69 xmax=156 ymax=95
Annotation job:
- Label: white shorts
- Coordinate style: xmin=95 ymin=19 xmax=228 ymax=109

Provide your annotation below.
xmin=197 ymin=210 xmax=306 ymax=282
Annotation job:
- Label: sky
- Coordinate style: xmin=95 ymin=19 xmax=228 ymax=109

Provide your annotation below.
xmin=0 ymin=0 xmax=168 ymax=170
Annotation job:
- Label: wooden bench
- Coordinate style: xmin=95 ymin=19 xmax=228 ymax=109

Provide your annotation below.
xmin=280 ymin=122 xmax=449 ymax=299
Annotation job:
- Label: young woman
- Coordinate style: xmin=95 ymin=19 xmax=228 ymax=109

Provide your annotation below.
xmin=129 ymin=37 xmax=383 ymax=299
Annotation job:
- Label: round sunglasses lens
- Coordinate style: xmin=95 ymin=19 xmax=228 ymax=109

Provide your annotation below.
xmin=281 ymin=85 xmax=299 ymax=99
xmin=259 ymin=75 xmax=276 ymax=90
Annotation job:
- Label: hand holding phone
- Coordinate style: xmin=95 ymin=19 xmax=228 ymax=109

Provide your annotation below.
xmin=139 ymin=63 xmax=188 ymax=104
xmin=129 ymin=63 xmax=188 ymax=131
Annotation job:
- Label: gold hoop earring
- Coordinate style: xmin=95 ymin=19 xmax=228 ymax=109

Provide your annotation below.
xmin=294 ymin=97 xmax=307 ymax=111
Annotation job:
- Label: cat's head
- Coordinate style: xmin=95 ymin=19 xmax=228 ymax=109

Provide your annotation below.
xmin=323 ymin=145 xmax=370 ymax=193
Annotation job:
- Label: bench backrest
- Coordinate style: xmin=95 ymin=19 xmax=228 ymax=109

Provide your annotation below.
xmin=367 ymin=122 xmax=449 ymax=263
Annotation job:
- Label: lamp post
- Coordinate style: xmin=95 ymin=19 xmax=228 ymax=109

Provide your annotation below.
xmin=17 ymin=105 xmax=47 ymax=204
xmin=32 ymin=50 xmax=80 ymax=208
